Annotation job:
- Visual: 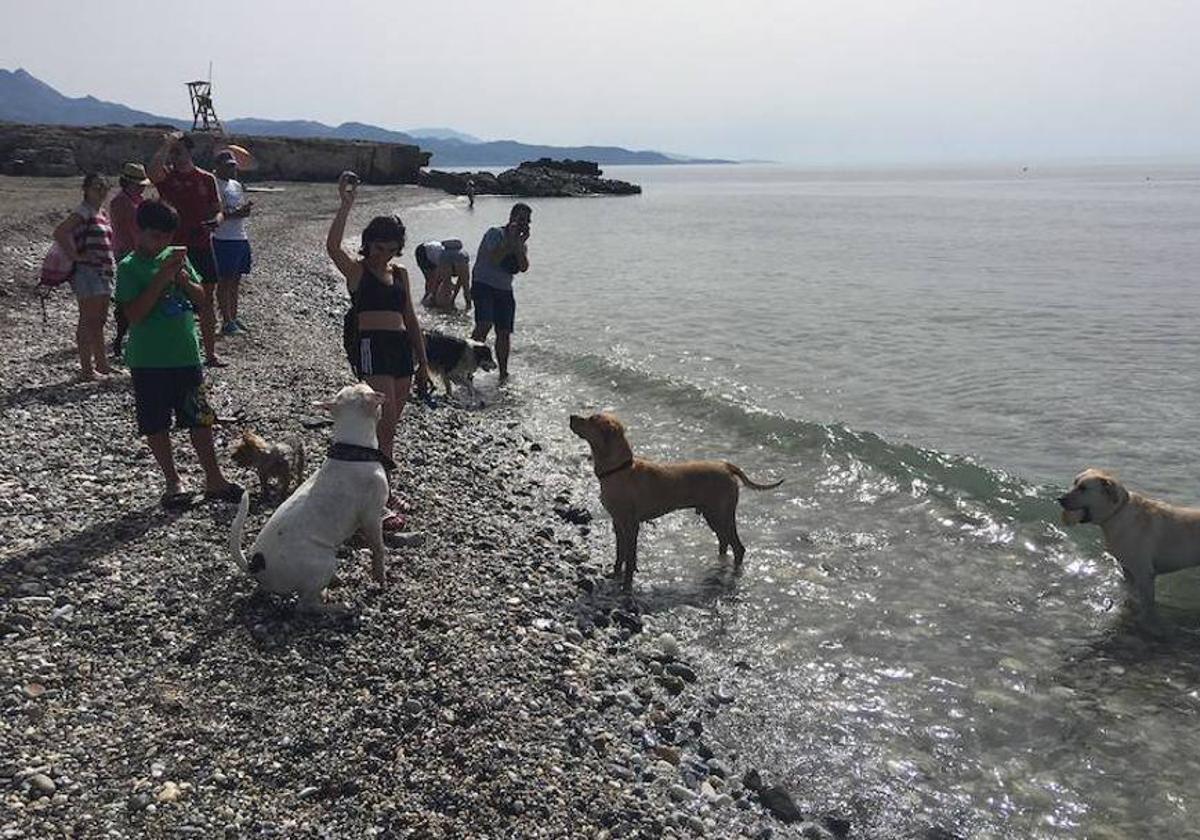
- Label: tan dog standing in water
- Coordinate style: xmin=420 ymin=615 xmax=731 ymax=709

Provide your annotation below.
xmin=569 ymin=412 xmax=783 ymax=591
xmin=1059 ymin=467 xmax=1200 ymax=631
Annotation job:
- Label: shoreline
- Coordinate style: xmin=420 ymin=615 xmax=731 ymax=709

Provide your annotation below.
xmin=0 ymin=178 xmax=832 ymax=838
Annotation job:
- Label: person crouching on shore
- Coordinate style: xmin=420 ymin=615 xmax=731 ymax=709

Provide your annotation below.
xmin=326 ymin=172 xmax=431 ymax=530
xmin=416 ymin=239 xmax=472 ymax=311
xmin=52 ymin=173 xmax=117 ymax=381
xmin=114 ymin=200 xmax=243 ymax=509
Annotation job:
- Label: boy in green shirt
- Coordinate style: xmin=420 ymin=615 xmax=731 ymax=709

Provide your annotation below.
xmin=115 ymin=200 xmax=242 ymax=508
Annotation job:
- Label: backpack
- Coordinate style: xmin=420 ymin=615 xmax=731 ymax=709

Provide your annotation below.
xmin=38 ymin=241 xmax=75 ymax=288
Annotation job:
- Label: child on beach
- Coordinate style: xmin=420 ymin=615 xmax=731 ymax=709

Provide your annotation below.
xmin=212 ymin=149 xmax=255 ymax=336
xmin=52 ymin=173 xmax=116 ymax=381
xmin=114 ymin=200 xmax=243 ymax=509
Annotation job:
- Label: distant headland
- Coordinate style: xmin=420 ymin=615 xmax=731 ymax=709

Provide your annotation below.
xmin=0 ymin=68 xmax=736 ymax=168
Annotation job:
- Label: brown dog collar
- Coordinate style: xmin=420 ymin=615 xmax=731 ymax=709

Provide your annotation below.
xmin=596 ymin=458 xmax=633 ymax=479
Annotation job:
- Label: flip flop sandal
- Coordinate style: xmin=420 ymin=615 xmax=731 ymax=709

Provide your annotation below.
xmin=204 ymin=483 xmax=245 ymax=503
xmin=381 ymin=511 xmax=408 ymax=532
xmin=386 ymin=493 xmax=414 ymax=513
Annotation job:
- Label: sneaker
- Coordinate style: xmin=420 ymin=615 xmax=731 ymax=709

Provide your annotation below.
xmin=234 ymin=318 xmax=250 ymax=333
xmin=221 ymin=321 xmax=240 ymax=337
xmin=204 ymin=482 xmax=245 ymax=503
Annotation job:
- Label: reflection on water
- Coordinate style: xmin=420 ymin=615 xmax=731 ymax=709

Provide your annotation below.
xmin=494 ymin=358 xmax=1200 ymax=839
xmin=406 ymin=166 xmax=1200 ymax=838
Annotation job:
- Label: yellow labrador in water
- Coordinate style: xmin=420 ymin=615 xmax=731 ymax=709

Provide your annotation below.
xmin=1059 ymin=467 xmax=1200 ymax=629
xmin=569 ymin=412 xmax=783 ymax=591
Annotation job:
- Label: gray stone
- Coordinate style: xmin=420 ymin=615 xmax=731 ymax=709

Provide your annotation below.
xmin=759 ymin=785 xmax=803 ymax=823
xmin=706 ymin=759 xmax=731 ymax=778
xmin=27 ymin=773 xmax=55 ymax=797
xmin=665 ymin=662 xmax=697 ymax=683
xmin=668 ymin=784 xmax=694 ymax=803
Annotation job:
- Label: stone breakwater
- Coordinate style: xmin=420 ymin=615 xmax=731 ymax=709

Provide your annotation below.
xmin=0 ymin=123 xmax=430 ymax=184
xmin=420 ymin=158 xmax=642 ymax=198
xmin=0 ymin=177 xmax=859 ymax=839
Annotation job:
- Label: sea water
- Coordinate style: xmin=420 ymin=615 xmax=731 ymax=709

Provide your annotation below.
xmin=405 ymin=163 xmax=1200 ymax=838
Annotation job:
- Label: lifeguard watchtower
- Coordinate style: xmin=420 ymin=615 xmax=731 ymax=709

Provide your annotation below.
xmin=187 ymin=79 xmax=223 ymax=133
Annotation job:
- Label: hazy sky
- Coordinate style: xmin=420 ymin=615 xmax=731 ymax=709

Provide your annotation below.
xmin=3 ymin=0 xmax=1199 ymax=163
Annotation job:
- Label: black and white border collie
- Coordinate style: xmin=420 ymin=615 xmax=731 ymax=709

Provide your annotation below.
xmin=422 ymin=330 xmax=497 ymax=404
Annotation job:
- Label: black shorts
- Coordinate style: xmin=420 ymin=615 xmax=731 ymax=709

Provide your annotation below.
xmin=131 ymin=366 xmax=215 ymax=436
xmin=188 ymin=244 xmax=219 ymax=285
xmin=415 ymin=243 xmax=435 ymax=273
xmin=355 ymin=330 xmax=415 ymax=379
xmin=471 ymin=282 xmax=515 ymax=333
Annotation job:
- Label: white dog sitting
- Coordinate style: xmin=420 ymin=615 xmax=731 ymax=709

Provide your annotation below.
xmin=229 ymin=382 xmax=390 ymax=612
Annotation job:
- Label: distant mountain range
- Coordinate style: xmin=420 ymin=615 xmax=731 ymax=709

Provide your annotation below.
xmin=0 ymin=68 xmax=732 ymax=166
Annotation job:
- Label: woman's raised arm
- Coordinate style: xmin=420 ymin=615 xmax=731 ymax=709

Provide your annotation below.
xmin=326 ymin=172 xmax=360 ymax=280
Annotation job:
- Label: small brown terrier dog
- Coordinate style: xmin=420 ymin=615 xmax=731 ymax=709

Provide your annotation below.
xmin=231 ymin=430 xmax=306 ymax=499
xmin=569 ymin=411 xmax=783 ymax=591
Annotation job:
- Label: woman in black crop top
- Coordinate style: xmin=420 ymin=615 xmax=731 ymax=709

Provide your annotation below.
xmin=326 ymin=172 xmax=430 ymax=527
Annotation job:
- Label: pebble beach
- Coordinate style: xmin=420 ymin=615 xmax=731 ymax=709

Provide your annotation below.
xmin=0 ymin=178 xmax=851 ymax=840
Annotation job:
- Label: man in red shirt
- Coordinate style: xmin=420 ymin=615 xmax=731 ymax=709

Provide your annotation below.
xmin=149 ymin=133 xmax=226 ymax=367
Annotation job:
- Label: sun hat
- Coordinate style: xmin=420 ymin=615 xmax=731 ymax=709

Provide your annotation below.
xmin=119 ymin=162 xmax=152 ymax=186
xmin=219 ymin=144 xmax=256 ymax=170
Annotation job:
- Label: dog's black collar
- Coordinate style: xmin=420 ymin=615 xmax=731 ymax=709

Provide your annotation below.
xmin=596 ymin=458 xmax=634 ymax=479
xmin=327 ymin=443 xmax=386 ymax=464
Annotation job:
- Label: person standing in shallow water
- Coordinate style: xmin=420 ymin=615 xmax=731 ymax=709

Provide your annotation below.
xmin=53 ymin=173 xmax=116 ymax=381
xmin=326 ymin=171 xmax=431 ymax=531
xmin=471 ymin=202 xmax=531 ymax=383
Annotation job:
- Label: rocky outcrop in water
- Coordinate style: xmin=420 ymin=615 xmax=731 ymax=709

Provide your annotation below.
xmin=0 ymin=123 xmax=430 ymax=184
xmin=418 ymin=158 xmax=641 ymax=198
